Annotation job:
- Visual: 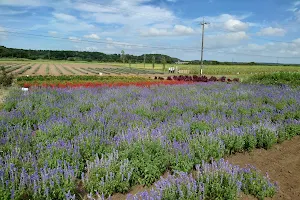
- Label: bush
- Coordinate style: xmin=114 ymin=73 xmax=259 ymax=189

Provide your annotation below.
xmin=0 ymin=66 xmax=14 ymax=87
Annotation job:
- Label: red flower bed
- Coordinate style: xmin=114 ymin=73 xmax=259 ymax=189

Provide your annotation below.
xmin=22 ymin=80 xmax=194 ymax=89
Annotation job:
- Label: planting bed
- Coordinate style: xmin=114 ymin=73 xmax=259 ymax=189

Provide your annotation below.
xmin=0 ymin=83 xmax=299 ymax=200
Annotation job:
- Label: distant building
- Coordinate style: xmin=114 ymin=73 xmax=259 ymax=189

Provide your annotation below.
xmin=175 ymin=61 xmax=189 ymax=64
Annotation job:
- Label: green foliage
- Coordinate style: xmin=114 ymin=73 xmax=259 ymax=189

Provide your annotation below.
xmin=0 ymin=66 xmax=14 ymax=87
xmin=247 ymin=72 xmax=300 ymax=86
xmin=152 ymin=56 xmax=155 ymax=69
xmin=242 ymin=168 xmax=277 ymax=199
xmin=256 ymin=129 xmax=277 ymax=150
xmin=190 ymin=121 xmax=210 ymax=134
xmin=121 ymin=140 xmax=170 ymax=186
xmin=121 ymin=50 xmax=125 ymax=64
xmin=162 ymin=56 xmax=166 ymax=72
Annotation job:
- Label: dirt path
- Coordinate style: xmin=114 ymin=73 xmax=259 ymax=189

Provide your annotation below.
xmin=228 ymin=136 xmax=300 ymax=200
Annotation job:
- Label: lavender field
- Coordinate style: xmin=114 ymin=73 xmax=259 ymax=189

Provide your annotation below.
xmin=1 ymin=83 xmax=300 ymax=200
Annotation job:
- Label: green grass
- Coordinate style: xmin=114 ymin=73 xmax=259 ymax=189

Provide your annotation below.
xmin=246 ymin=72 xmax=300 ymax=86
xmin=0 ymin=88 xmax=9 ymax=110
xmin=16 ymin=75 xmax=151 ymax=86
xmin=98 ymin=63 xmax=300 ymax=76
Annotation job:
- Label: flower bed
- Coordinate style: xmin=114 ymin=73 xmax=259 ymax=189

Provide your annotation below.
xmin=1 ymin=84 xmax=299 ymax=199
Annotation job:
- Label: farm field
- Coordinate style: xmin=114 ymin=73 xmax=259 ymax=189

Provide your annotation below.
xmin=1 ymin=83 xmax=299 ymax=199
xmin=0 ymin=62 xmax=166 ymax=77
xmin=1 ymin=61 xmax=300 ymax=78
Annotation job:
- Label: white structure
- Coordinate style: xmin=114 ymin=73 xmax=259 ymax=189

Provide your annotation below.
xmin=21 ymin=88 xmax=29 ymax=91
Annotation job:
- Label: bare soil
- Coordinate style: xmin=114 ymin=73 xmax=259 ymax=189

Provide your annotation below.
xmin=228 ymin=136 xmax=300 ymax=200
xmin=24 ymin=64 xmax=39 ymax=75
xmin=36 ymin=64 xmax=48 ymax=75
xmin=57 ymin=65 xmax=74 ymax=75
xmin=50 ymin=64 xmax=62 ymax=76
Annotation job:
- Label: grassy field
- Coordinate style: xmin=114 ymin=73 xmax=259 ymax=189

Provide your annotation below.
xmin=99 ymin=62 xmax=300 ymax=76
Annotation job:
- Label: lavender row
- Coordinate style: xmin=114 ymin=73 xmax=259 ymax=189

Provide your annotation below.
xmin=127 ymin=159 xmax=277 ymax=200
xmin=0 ymin=83 xmax=299 ymax=199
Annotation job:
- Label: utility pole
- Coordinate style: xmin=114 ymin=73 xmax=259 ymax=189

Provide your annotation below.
xmin=200 ymin=18 xmax=210 ymax=75
xmin=144 ymin=54 xmax=146 ymax=68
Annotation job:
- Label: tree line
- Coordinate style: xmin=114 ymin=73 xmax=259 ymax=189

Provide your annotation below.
xmin=0 ymin=46 xmax=179 ymax=63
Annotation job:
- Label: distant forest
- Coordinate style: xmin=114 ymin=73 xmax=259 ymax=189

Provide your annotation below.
xmin=0 ymin=46 xmax=299 ymax=66
xmin=0 ymin=46 xmax=179 ymax=63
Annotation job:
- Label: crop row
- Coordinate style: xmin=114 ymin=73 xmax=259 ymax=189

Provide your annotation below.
xmin=32 ymin=64 xmax=42 ymax=74
xmin=80 ymin=68 xmax=99 ymax=74
xmin=54 ymin=64 xmax=63 ymax=75
xmin=0 ymin=84 xmax=299 ymax=199
xmin=15 ymin=65 xmax=33 ymax=75
xmin=72 ymin=67 xmax=88 ymax=74
xmin=92 ymin=67 xmax=164 ymax=75
xmin=46 ymin=64 xmax=50 ymax=75
xmin=5 ymin=64 xmax=23 ymax=73
xmin=62 ymin=66 xmax=76 ymax=75
xmin=1 ymin=63 xmax=20 ymax=70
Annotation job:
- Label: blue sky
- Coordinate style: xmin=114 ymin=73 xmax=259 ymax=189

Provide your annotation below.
xmin=0 ymin=0 xmax=300 ymax=63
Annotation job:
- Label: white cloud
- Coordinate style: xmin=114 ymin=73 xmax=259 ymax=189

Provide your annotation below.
xmin=84 ymin=33 xmax=100 ymax=40
xmin=293 ymin=38 xmax=300 ymax=44
xmin=195 ymin=14 xmax=251 ymax=32
xmin=223 ymin=19 xmax=248 ymax=31
xmin=233 ymin=38 xmax=300 ymax=58
xmin=288 ymin=1 xmax=300 ymax=22
xmin=105 ymin=37 xmax=143 ymax=49
xmin=53 ymin=13 xmax=77 ymax=23
xmin=74 ymin=0 xmax=176 ymax=27
xmin=141 ymin=25 xmax=196 ymax=36
xmin=69 ymin=36 xmax=81 ymax=42
xmin=257 ymin=27 xmax=286 ymax=36
xmin=0 ymin=26 xmax=7 ymax=41
xmin=174 ymin=25 xmax=195 ymax=34
xmin=0 ymin=7 xmax=28 ymax=15
xmin=48 ymin=31 xmax=57 ymax=36
xmin=0 ymin=0 xmax=42 ymax=7
xmin=85 ymin=46 xmax=98 ymax=51
xmin=206 ymin=31 xmax=249 ymax=49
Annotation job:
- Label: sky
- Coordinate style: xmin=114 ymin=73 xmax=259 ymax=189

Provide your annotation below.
xmin=0 ymin=0 xmax=300 ymax=63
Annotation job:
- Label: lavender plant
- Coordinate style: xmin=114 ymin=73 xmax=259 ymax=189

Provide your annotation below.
xmin=0 ymin=83 xmax=299 ymax=199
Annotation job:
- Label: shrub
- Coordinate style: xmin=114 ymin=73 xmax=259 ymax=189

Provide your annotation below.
xmin=0 ymin=66 xmax=14 ymax=87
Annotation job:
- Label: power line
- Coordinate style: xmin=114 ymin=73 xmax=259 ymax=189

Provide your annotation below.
xmin=0 ymin=30 xmax=299 ymax=60
xmin=0 ymin=30 xmax=201 ymax=52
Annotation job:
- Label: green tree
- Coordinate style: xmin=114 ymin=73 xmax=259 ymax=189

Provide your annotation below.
xmin=162 ymin=56 xmax=166 ymax=72
xmin=121 ymin=50 xmax=125 ymax=64
xmin=152 ymin=55 xmax=155 ymax=69
xmin=144 ymin=54 xmax=146 ymax=68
